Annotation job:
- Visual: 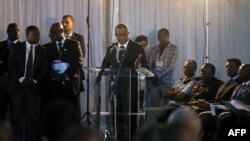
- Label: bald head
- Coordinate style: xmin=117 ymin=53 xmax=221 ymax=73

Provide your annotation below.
xmin=49 ymin=22 xmax=64 ymax=42
xmin=167 ymin=108 xmax=203 ymax=141
xmin=238 ymin=64 xmax=250 ymax=82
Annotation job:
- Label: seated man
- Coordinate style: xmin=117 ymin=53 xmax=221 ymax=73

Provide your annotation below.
xmin=216 ymin=64 xmax=250 ymax=140
xmin=197 ymin=58 xmax=242 ymax=110
xmin=185 ymin=63 xmax=223 ymax=105
xmin=198 ymin=58 xmax=242 ymax=141
xmin=146 ymin=59 xmax=198 ymax=124
xmin=165 ymin=59 xmax=198 ymax=106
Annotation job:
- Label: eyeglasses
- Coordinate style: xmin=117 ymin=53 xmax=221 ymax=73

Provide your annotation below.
xmin=115 ymin=33 xmax=128 ymax=37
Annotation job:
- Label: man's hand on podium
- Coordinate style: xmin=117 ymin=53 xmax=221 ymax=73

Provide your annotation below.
xmin=134 ymin=54 xmax=142 ymax=69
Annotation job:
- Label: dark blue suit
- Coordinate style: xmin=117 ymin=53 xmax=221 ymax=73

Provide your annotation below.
xmin=46 ymin=39 xmax=82 ymax=109
xmin=7 ymin=42 xmax=48 ymax=141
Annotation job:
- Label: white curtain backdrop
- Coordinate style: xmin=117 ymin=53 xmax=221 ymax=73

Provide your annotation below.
xmin=1 ymin=0 xmax=250 ymax=127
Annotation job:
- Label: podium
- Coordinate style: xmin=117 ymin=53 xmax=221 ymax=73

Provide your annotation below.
xmin=87 ymin=67 xmax=154 ymax=141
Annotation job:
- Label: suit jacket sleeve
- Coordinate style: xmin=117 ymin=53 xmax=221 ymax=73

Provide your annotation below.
xmin=64 ymin=41 xmax=83 ymax=77
xmin=34 ymin=45 xmax=48 ymax=83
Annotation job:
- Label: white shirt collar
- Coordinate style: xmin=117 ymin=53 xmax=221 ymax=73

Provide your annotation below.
xmin=26 ymin=41 xmax=37 ymax=48
xmin=118 ymin=40 xmax=129 ymax=50
xmin=243 ymin=80 xmax=250 ymax=86
xmin=64 ymin=32 xmax=73 ymax=38
xmin=56 ymin=38 xmax=66 ymax=46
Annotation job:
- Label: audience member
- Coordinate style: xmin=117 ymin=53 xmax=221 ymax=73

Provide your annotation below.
xmin=0 ymin=120 xmax=12 ymax=141
xmin=134 ymin=124 xmax=177 ymax=141
xmin=62 ymin=15 xmax=85 ymax=92
xmin=0 ymin=23 xmax=20 ymax=120
xmin=46 ymin=22 xmax=83 ymax=110
xmin=59 ymin=125 xmax=103 ymax=141
xmin=197 ymin=58 xmax=242 ymax=110
xmin=148 ymin=28 xmax=178 ymax=107
xmin=101 ymin=23 xmax=147 ymax=141
xmin=216 ymin=64 xmax=250 ymax=140
xmin=167 ymin=108 xmax=204 ymax=141
xmin=165 ymin=59 xmax=198 ymax=106
xmin=185 ymin=63 xmax=223 ymax=105
xmin=146 ymin=59 xmax=198 ymax=124
xmin=39 ymin=100 xmax=81 ymax=141
xmin=198 ymin=58 xmax=242 ymax=140
xmin=7 ymin=25 xmax=48 ymax=141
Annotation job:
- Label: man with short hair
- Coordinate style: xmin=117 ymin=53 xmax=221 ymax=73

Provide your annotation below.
xmin=101 ymin=23 xmax=147 ymax=141
xmin=198 ymin=58 xmax=242 ymax=141
xmin=148 ymin=28 xmax=179 ymax=107
xmin=8 ymin=25 xmax=48 ymax=141
xmin=46 ymin=22 xmax=83 ymax=113
xmin=62 ymin=15 xmax=86 ymax=93
xmin=0 ymin=23 xmax=21 ymax=120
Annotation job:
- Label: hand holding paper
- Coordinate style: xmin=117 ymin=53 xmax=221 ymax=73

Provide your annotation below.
xmin=51 ymin=60 xmax=70 ymax=74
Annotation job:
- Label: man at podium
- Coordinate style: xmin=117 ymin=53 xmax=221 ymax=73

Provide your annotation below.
xmin=101 ymin=23 xmax=148 ymax=141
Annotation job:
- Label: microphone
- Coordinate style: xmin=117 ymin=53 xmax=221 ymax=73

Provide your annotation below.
xmin=110 ymin=45 xmax=117 ymax=54
xmin=95 ymin=45 xmax=116 ymax=85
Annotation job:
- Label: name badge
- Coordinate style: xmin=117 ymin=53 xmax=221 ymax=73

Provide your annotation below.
xmin=155 ymin=60 xmax=163 ymax=70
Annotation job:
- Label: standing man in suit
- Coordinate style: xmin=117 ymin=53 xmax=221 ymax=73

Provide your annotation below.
xmin=62 ymin=15 xmax=85 ymax=92
xmin=101 ymin=23 xmax=147 ymax=141
xmin=46 ymin=22 xmax=83 ymax=111
xmin=7 ymin=25 xmax=48 ymax=141
xmin=0 ymin=23 xmax=21 ymax=120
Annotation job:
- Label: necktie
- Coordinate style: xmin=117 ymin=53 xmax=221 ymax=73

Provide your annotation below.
xmin=118 ymin=46 xmax=125 ymax=61
xmin=58 ymin=42 xmax=63 ymax=59
xmin=25 ymin=45 xmax=33 ymax=80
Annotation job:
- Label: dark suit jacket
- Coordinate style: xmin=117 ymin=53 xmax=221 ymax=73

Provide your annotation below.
xmin=7 ymin=42 xmax=48 ymax=94
xmin=190 ymin=77 xmax=224 ymax=102
xmin=214 ymin=78 xmax=242 ymax=103
xmin=70 ymin=32 xmax=86 ymax=89
xmin=231 ymin=83 xmax=250 ymax=104
xmin=102 ymin=39 xmax=147 ymax=69
xmin=46 ymin=39 xmax=83 ymax=95
xmin=0 ymin=40 xmax=20 ymax=75
xmin=101 ymin=40 xmax=147 ymax=112
xmin=70 ymin=32 xmax=85 ymax=58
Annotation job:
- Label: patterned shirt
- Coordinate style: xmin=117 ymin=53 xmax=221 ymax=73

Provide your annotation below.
xmin=148 ymin=42 xmax=178 ymax=87
xmin=168 ymin=78 xmax=198 ymax=106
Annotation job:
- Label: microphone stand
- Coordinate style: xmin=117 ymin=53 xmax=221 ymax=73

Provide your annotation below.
xmin=94 ymin=49 xmax=113 ymax=130
xmin=82 ymin=0 xmax=92 ymax=127
xmin=109 ymin=50 xmax=126 ymax=141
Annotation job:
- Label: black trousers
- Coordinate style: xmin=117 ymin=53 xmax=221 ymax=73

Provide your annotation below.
xmin=47 ymin=80 xmax=80 ymax=116
xmin=10 ymin=90 xmax=40 ymax=141
xmin=0 ymin=89 xmax=9 ymax=119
